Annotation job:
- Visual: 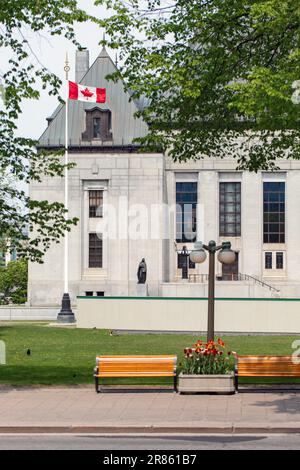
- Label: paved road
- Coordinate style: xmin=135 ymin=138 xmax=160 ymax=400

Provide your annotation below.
xmin=0 ymin=433 xmax=300 ymax=450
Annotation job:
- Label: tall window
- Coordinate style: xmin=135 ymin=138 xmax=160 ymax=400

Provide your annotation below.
xmin=263 ymin=182 xmax=285 ymax=243
xmin=276 ymin=252 xmax=284 ymax=269
xmin=93 ymin=117 xmax=101 ymax=138
xmin=89 ymin=190 xmax=103 ymax=218
xmin=89 ymin=233 xmax=102 ymax=268
xmin=219 ymin=182 xmax=241 ymax=236
xmin=176 ymin=182 xmax=197 ymax=243
xmin=265 ymin=252 xmax=272 ymax=269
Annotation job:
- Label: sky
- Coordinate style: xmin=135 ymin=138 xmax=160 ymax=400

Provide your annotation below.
xmin=1 ymin=1 xmax=172 ymax=141
xmin=1 ymin=1 xmax=112 ymax=140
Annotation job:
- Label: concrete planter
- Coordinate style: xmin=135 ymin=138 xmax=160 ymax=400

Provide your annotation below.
xmin=178 ymin=373 xmax=235 ymax=394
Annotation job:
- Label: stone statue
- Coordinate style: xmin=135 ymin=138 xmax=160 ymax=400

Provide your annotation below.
xmin=137 ymin=258 xmax=147 ymax=284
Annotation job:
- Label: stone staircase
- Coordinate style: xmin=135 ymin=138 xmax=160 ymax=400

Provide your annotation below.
xmin=163 ymin=273 xmax=281 ymax=298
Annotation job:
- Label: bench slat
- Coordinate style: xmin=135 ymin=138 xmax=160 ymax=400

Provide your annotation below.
xmin=238 ymin=372 xmax=300 ymax=377
xmin=96 ymin=355 xmax=176 ymax=361
xmin=94 ymin=354 xmax=177 ymax=392
xmin=96 ymin=372 xmax=175 ymax=377
xmin=99 ymin=365 xmax=174 ymax=373
xmin=237 ymin=355 xmax=300 ymax=378
xmin=238 ymin=356 xmax=296 ymax=362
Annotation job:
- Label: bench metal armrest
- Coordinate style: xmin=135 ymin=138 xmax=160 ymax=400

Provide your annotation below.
xmin=232 ymin=352 xmax=238 ymax=392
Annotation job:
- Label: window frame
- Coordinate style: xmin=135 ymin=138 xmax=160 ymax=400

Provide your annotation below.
xmin=264 ymin=252 xmax=273 ymax=270
xmin=219 ymin=182 xmax=241 ymax=237
xmin=263 ymin=251 xmax=285 ymax=271
xmin=89 ymin=190 xmax=103 ymax=218
xmin=82 ymin=108 xmax=113 ymax=141
xmin=263 ymin=182 xmax=285 ymax=244
xmin=92 ymin=117 xmax=101 ymax=139
xmin=88 ymin=233 xmax=103 ymax=268
xmin=276 ymin=251 xmax=284 ymax=270
xmin=176 ymin=182 xmax=198 ymax=243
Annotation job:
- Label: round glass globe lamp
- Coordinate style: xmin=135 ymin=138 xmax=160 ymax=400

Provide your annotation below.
xmin=190 ymin=249 xmax=207 ymax=264
xmin=218 ymin=249 xmax=236 ymax=264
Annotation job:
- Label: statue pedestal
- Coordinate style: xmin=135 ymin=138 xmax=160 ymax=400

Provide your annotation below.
xmin=136 ymin=284 xmax=149 ymax=297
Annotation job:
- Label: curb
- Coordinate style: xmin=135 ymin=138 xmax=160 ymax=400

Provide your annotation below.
xmin=0 ymin=426 xmax=300 ymax=434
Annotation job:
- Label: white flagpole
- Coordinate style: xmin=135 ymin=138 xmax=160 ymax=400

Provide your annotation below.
xmin=57 ymin=53 xmax=74 ymax=322
xmin=64 ymin=53 xmax=69 ymax=294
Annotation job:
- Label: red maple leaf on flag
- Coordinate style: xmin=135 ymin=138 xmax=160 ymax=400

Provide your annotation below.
xmin=81 ymin=87 xmax=94 ymax=98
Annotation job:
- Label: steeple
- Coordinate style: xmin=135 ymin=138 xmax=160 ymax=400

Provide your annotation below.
xmin=98 ymin=46 xmax=110 ymax=59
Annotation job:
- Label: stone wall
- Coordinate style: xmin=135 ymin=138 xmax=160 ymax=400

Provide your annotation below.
xmin=0 ymin=307 xmax=60 ymax=320
xmin=76 ymin=296 xmax=300 ymax=334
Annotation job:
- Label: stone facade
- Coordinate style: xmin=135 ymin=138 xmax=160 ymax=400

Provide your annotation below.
xmin=28 ymin=150 xmax=300 ymax=305
xmin=28 ymin=48 xmax=300 ymax=306
xmin=165 ymin=157 xmax=300 ymax=291
xmin=28 ymin=152 xmax=165 ymax=305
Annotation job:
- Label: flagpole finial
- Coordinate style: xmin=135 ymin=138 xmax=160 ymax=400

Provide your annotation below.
xmin=64 ymin=52 xmax=70 ymax=81
xmin=103 ymin=32 xmax=106 ymax=43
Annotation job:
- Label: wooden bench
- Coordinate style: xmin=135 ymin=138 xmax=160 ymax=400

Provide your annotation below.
xmin=94 ymin=355 xmax=177 ymax=393
xmin=234 ymin=355 xmax=300 ymax=391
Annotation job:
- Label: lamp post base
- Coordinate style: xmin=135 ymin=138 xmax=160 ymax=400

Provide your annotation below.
xmin=57 ymin=293 xmax=75 ymax=323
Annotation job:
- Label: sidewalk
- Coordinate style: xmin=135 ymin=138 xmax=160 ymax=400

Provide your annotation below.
xmin=0 ymin=386 xmax=300 ymax=433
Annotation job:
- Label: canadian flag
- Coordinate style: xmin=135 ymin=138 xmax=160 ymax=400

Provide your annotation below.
xmin=68 ymin=81 xmax=106 ymax=103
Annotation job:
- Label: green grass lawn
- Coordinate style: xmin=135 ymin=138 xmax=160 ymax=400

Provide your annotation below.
xmin=0 ymin=322 xmax=299 ymax=386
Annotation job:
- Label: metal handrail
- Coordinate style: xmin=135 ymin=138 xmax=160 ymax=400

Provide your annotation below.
xmin=188 ymin=273 xmax=209 ymax=283
xmin=188 ymin=272 xmax=279 ymax=293
xmin=238 ymin=273 xmax=280 ymax=293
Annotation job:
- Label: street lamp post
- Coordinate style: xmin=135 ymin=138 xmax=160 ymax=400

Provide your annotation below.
xmin=178 ymin=245 xmax=190 ymax=280
xmin=190 ymin=240 xmax=236 ymax=342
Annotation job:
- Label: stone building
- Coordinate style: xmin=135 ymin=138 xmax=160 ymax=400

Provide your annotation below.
xmin=28 ymin=48 xmax=300 ymax=306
